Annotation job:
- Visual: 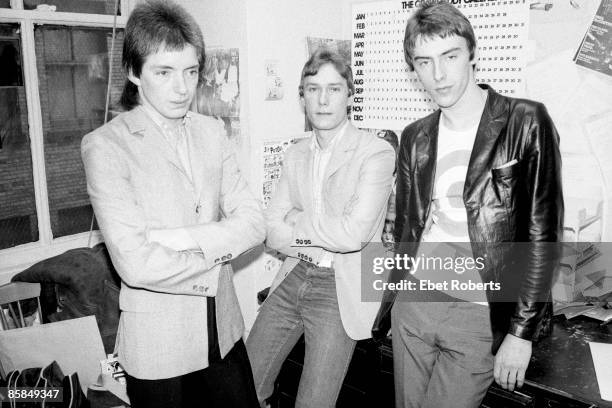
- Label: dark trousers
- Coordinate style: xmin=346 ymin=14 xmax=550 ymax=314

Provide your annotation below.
xmin=126 ymin=298 xmax=259 ymax=408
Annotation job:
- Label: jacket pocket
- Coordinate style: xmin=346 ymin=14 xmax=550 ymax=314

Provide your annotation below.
xmin=491 ymin=159 xmax=522 ymax=237
xmin=491 ymin=159 xmax=521 ymax=180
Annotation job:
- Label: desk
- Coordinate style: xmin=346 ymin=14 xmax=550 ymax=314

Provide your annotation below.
xmin=273 ymin=316 xmax=612 ymax=408
xmin=523 ymin=316 xmax=612 ymax=408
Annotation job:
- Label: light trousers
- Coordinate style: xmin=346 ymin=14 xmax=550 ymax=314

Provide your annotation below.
xmin=246 ymin=261 xmax=356 ymax=408
xmin=391 ymin=301 xmax=494 ymax=408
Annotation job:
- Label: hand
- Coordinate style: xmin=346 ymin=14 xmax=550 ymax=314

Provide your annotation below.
xmin=494 ymin=334 xmax=532 ymax=391
xmin=147 ymin=228 xmax=198 ymax=252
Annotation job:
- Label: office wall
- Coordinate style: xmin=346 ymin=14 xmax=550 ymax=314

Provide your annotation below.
xmin=178 ymin=0 xmax=612 ymax=327
xmin=243 ymin=0 xmax=345 ymax=299
xmin=180 ymin=0 xmax=260 ymax=330
xmin=181 ymin=0 xmax=345 ymax=331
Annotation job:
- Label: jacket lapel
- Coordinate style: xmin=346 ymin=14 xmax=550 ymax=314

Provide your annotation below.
xmin=126 ymin=107 xmax=190 ymax=179
xmin=295 ymin=138 xmax=314 ymax=209
xmin=463 ymin=86 xmax=508 ymax=203
xmin=416 ymin=112 xmax=440 ymax=228
xmin=417 ymin=112 xmax=439 ymax=173
xmin=323 ymin=122 xmax=359 ymax=181
xmin=187 ymin=117 xmax=209 ymax=204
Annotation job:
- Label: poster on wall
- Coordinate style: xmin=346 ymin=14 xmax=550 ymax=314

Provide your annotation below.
xmin=574 ymin=0 xmax=612 ymax=77
xmin=193 ymin=48 xmax=241 ymax=146
xmin=260 ymin=135 xmax=309 ymax=284
xmin=306 ymin=37 xmax=352 ymax=64
xmin=265 ymin=59 xmax=284 ymax=101
xmin=351 ymin=0 xmax=530 ymax=130
xmin=261 ymin=134 xmax=309 ymax=209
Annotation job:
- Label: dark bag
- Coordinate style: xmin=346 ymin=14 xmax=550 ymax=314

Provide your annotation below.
xmin=1 ymin=361 xmax=89 ymax=408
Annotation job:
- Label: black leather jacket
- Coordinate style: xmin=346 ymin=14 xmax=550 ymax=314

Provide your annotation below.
xmin=374 ymin=85 xmax=564 ymax=353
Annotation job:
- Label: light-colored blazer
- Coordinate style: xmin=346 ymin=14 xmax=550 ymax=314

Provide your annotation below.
xmin=81 ymin=106 xmax=264 ymax=379
xmin=265 ymin=123 xmax=395 ymax=340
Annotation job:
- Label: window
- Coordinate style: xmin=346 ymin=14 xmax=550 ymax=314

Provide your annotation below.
xmin=0 ymin=0 xmax=128 ymax=275
xmin=36 ymin=26 xmax=123 ymax=238
xmin=0 ymin=24 xmax=36 ymax=249
xmin=24 ymin=0 xmax=121 ymax=15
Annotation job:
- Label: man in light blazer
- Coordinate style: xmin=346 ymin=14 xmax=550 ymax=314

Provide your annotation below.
xmin=81 ymin=2 xmax=264 ymax=407
xmin=246 ymin=48 xmax=396 ymax=408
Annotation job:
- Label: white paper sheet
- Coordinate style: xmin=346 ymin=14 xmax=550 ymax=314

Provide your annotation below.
xmin=589 ymin=342 xmax=612 ymax=401
xmin=525 ymin=49 xmax=581 ymax=123
xmin=0 ymin=315 xmax=105 ymax=393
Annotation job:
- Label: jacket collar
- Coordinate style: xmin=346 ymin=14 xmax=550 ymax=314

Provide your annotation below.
xmin=295 ymin=121 xmax=360 ymax=207
xmin=123 ymin=105 xmax=193 ymax=136
xmin=324 ymin=121 xmax=360 ymax=180
xmin=464 ymin=85 xmax=509 ymax=198
xmin=420 ymin=84 xmax=506 ymax=141
xmin=123 ymin=106 xmax=149 ymax=136
xmin=122 ymin=106 xmax=194 ymax=183
xmin=416 ymin=84 xmax=509 ymax=202
xmin=310 ymin=119 xmax=348 ymax=153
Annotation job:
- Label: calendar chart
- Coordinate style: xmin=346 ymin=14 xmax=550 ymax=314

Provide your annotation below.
xmin=351 ymin=0 xmax=529 ymax=130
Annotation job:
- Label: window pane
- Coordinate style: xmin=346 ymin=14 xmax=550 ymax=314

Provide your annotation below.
xmin=24 ymin=0 xmax=120 ymax=15
xmin=0 ymin=0 xmax=10 ymax=8
xmin=0 ymin=24 xmax=38 ymax=249
xmin=35 ymin=25 xmax=124 ymax=238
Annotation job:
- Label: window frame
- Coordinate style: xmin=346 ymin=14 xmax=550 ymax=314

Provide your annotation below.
xmin=0 ymin=0 xmax=130 ymax=281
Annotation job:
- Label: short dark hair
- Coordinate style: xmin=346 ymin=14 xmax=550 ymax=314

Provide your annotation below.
xmin=119 ymin=0 xmax=205 ymax=110
xmin=403 ymin=0 xmax=476 ymax=71
xmin=299 ymin=47 xmax=354 ymax=97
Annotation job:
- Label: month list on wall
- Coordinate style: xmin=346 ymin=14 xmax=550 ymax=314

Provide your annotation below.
xmin=351 ymin=0 xmax=529 ymax=130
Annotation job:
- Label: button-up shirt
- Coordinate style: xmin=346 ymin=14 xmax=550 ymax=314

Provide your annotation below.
xmin=141 ymin=104 xmax=193 ymax=182
xmin=310 ymin=121 xmax=349 ymax=268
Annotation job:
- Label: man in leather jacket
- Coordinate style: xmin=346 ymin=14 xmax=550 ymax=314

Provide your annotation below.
xmin=372 ymin=1 xmax=564 ymax=407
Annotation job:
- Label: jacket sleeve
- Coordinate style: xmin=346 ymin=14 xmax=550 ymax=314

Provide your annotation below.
xmin=82 ymin=131 xmax=218 ymax=297
xmin=264 ymin=151 xmax=326 ymax=264
xmin=508 ymin=103 xmax=564 ymax=341
xmin=290 ymin=143 xmax=396 ymax=252
xmin=178 ymin=134 xmax=266 ymax=267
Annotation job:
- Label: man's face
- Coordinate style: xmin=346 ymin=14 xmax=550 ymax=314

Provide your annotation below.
xmin=411 ymin=34 xmax=475 ymax=110
xmin=301 ymin=63 xmax=351 ymax=133
xmin=129 ymin=44 xmax=199 ymax=124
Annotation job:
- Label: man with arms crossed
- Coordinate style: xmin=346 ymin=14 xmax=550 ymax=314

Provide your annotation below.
xmin=81 ymin=1 xmax=264 ymax=407
xmin=373 ymin=1 xmax=563 ymax=407
xmin=247 ymin=48 xmax=395 ymax=408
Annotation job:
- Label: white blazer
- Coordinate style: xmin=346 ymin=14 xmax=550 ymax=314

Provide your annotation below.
xmin=265 ymin=123 xmax=395 ymax=340
xmin=82 ymin=107 xmax=264 ymax=379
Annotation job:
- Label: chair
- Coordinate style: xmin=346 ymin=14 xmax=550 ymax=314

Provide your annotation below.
xmin=0 ymin=282 xmax=42 ymax=330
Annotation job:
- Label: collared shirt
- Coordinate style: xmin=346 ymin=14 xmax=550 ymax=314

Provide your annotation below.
xmin=310 ymin=120 xmax=349 ymax=267
xmin=141 ymin=104 xmax=193 ymax=182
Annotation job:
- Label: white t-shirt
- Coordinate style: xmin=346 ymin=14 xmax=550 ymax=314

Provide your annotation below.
xmin=419 ymin=116 xmax=488 ymax=305
xmin=422 ymin=117 xmax=478 ymax=243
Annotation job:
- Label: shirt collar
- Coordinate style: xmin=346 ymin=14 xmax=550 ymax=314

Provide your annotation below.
xmin=140 ymin=104 xmax=192 ymax=134
xmin=311 ymin=120 xmax=349 ymax=153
